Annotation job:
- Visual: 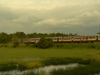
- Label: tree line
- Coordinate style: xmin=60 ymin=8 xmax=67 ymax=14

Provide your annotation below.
xmin=0 ymin=32 xmax=77 ymax=44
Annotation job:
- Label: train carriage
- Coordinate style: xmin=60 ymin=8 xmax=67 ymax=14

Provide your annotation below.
xmin=20 ymin=38 xmax=40 ymax=43
xmin=73 ymin=36 xmax=82 ymax=43
xmin=86 ymin=35 xmax=98 ymax=42
xmin=19 ymin=35 xmax=100 ymax=43
xmin=97 ymin=35 xmax=100 ymax=41
xmin=81 ymin=36 xmax=88 ymax=42
xmin=63 ymin=36 xmax=73 ymax=43
xmin=50 ymin=37 xmax=62 ymax=43
xmin=29 ymin=38 xmax=40 ymax=43
xmin=20 ymin=38 xmax=29 ymax=43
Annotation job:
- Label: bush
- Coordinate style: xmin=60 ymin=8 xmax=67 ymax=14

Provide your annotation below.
xmin=0 ymin=62 xmax=27 ymax=71
xmin=12 ymin=42 xmax=19 ymax=47
xmin=12 ymin=35 xmax=19 ymax=47
xmin=42 ymin=58 xmax=92 ymax=66
xmin=35 ymin=37 xmax=53 ymax=49
xmin=50 ymin=62 xmax=100 ymax=75
xmin=0 ymin=44 xmax=4 ymax=47
xmin=22 ymin=71 xmax=37 ymax=75
xmin=54 ymin=42 xmax=100 ymax=49
xmin=4 ymin=44 xmax=8 ymax=47
xmin=25 ymin=42 xmax=30 ymax=46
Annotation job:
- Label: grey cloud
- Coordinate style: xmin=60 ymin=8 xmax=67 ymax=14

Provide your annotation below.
xmin=34 ymin=11 xmax=100 ymax=27
xmin=0 ymin=0 xmax=100 ymax=35
xmin=0 ymin=6 xmax=20 ymax=20
xmin=95 ymin=3 xmax=100 ymax=9
xmin=74 ymin=11 xmax=100 ymax=26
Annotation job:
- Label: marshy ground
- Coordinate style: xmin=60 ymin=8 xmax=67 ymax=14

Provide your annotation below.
xmin=0 ymin=43 xmax=100 ymax=75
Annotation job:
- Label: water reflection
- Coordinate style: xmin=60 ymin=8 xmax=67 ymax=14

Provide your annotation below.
xmin=0 ymin=63 xmax=78 ymax=75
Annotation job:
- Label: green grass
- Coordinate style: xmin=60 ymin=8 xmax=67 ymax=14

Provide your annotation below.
xmin=0 ymin=48 xmax=100 ymax=60
xmin=0 ymin=47 xmax=100 ymax=70
xmin=54 ymin=42 xmax=100 ymax=49
xmin=0 ymin=62 xmax=27 ymax=71
xmin=50 ymin=62 xmax=100 ymax=75
xmin=0 ymin=43 xmax=100 ymax=74
xmin=42 ymin=58 xmax=93 ymax=66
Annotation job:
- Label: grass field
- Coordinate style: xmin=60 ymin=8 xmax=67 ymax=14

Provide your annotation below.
xmin=0 ymin=47 xmax=100 ymax=73
xmin=0 ymin=43 xmax=100 ymax=74
xmin=0 ymin=48 xmax=100 ymax=61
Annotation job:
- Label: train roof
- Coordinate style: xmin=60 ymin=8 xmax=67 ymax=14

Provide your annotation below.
xmin=63 ymin=36 xmax=81 ymax=37
xmin=46 ymin=37 xmax=62 ymax=38
xmin=20 ymin=35 xmax=100 ymax=39
xmin=83 ymin=35 xmax=100 ymax=37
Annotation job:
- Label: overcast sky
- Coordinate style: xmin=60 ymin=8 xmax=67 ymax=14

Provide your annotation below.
xmin=0 ymin=0 xmax=100 ymax=35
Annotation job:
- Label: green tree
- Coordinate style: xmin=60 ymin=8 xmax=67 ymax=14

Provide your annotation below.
xmin=12 ymin=35 xmax=19 ymax=47
xmin=15 ymin=32 xmax=26 ymax=39
xmin=97 ymin=32 xmax=100 ymax=35
xmin=25 ymin=41 xmax=30 ymax=46
xmin=0 ymin=32 xmax=8 ymax=44
xmin=36 ymin=37 xmax=53 ymax=49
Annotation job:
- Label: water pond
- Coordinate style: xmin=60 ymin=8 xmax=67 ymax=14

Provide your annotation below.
xmin=0 ymin=63 xmax=79 ymax=75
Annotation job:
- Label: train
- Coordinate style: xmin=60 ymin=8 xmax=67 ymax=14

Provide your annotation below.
xmin=19 ymin=35 xmax=100 ymax=43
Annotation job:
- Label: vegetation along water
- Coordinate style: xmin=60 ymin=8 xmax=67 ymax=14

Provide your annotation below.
xmin=0 ymin=41 xmax=100 ymax=74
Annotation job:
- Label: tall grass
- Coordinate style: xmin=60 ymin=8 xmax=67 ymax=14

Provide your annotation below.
xmin=42 ymin=58 xmax=93 ymax=66
xmin=0 ymin=42 xmax=100 ymax=49
xmin=0 ymin=46 xmax=100 ymax=71
xmin=0 ymin=58 xmax=93 ymax=72
xmin=22 ymin=71 xmax=37 ymax=75
xmin=50 ymin=62 xmax=100 ymax=75
xmin=22 ymin=71 xmax=45 ymax=75
xmin=53 ymin=42 xmax=100 ymax=49
xmin=0 ymin=62 xmax=27 ymax=71
xmin=0 ymin=48 xmax=99 ymax=62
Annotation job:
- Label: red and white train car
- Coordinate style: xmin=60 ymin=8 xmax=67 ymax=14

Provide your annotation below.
xmin=63 ymin=36 xmax=73 ymax=43
xmin=20 ymin=35 xmax=100 ymax=43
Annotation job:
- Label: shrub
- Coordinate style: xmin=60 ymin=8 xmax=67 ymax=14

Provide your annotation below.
xmin=4 ymin=44 xmax=8 ymax=47
xmin=12 ymin=42 xmax=19 ymax=47
xmin=0 ymin=44 xmax=4 ymax=47
xmin=42 ymin=58 xmax=92 ymax=66
xmin=36 ymin=37 xmax=53 ymax=49
xmin=25 ymin=41 xmax=30 ymax=46
xmin=12 ymin=35 xmax=19 ymax=47
xmin=22 ymin=71 xmax=37 ymax=75
xmin=0 ymin=62 xmax=27 ymax=71
xmin=50 ymin=62 xmax=100 ymax=75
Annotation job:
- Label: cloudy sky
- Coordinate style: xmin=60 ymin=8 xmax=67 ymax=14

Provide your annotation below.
xmin=0 ymin=0 xmax=100 ymax=35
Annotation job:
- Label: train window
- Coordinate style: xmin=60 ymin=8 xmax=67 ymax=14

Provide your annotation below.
xmin=63 ymin=38 xmax=72 ymax=40
xmin=67 ymin=38 xmax=70 ymax=39
xmin=24 ymin=39 xmax=27 ymax=41
xmin=59 ymin=38 xmax=61 ymax=40
xmin=64 ymin=38 xmax=67 ymax=40
xmin=74 ymin=38 xmax=80 ymax=40
xmin=88 ymin=36 xmax=96 ymax=39
xmin=53 ymin=38 xmax=57 ymax=40
xmin=35 ymin=39 xmax=40 ymax=41
xmin=38 ymin=39 xmax=39 ymax=40
xmin=32 ymin=39 xmax=35 ymax=41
